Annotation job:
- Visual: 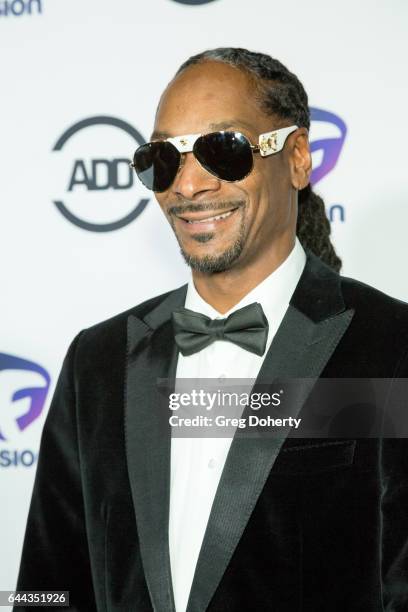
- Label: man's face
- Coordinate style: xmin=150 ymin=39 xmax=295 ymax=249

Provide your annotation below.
xmin=153 ymin=61 xmax=299 ymax=274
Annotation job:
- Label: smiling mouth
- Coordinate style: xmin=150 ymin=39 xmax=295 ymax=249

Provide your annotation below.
xmin=177 ymin=207 xmax=239 ymax=224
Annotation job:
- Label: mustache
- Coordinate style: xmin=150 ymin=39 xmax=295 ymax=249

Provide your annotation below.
xmin=167 ymin=200 xmax=245 ymax=217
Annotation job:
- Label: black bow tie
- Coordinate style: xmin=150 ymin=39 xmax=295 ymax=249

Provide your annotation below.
xmin=172 ymin=302 xmax=269 ymax=357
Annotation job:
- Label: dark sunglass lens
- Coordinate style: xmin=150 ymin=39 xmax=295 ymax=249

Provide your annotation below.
xmin=132 ymin=141 xmax=180 ymax=192
xmin=194 ymin=132 xmax=253 ymax=181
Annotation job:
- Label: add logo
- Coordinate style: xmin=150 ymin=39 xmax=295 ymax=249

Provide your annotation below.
xmin=52 ymin=116 xmax=150 ymax=232
xmin=0 ymin=353 xmax=50 ymax=441
xmin=309 ymin=108 xmax=347 ymax=185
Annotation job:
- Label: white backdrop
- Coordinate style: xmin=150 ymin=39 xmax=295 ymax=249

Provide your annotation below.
xmin=1 ymin=0 xmax=408 ymax=600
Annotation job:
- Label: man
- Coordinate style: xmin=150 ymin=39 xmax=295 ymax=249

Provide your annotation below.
xmin=16 ymin=48 xmax=408 ymax=611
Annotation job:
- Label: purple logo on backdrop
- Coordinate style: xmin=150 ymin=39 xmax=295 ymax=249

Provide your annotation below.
xmin=309 ymin=108 xmax=347 ymax=185
xmin=0 ymin=353 xmax=50 ymax=441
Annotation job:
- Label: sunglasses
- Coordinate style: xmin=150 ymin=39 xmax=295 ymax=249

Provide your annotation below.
xmin=130 ymin=125 xmax=298 ymax=192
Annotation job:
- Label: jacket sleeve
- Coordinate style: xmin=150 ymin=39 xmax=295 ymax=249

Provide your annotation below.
xmin=381 ymin=348 xmax=408 ymax=611
xmin=14 ymin=331 xmax=97 ymax=612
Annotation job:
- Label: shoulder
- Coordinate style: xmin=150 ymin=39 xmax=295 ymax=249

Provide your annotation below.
xmin=305 ymin=249 xmax=408 ymax=324
xmin=300 ymin=251 xmax=408 ymax=373
xmin=340 ymin=273 xmax=408 ymax=327
xmin=295 ymin=250 xmax=408 ymax=334
xmin=338 ymin=274 xmax=408 ymax=375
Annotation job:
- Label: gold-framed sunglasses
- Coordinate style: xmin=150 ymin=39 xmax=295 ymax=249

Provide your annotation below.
xmin=130 ymin=125 xmax=298 ymax=192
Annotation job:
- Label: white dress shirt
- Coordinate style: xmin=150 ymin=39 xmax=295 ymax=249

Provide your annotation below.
xmin=169 ymin=238 xmax=306 ymax=612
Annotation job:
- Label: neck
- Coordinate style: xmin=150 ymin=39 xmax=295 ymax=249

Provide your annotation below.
xmin=192 ymin=235 xmax=296 ymax=314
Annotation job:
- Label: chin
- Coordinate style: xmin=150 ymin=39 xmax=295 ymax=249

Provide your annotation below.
xmin=180 ymin=240 xmax=245 ymax=275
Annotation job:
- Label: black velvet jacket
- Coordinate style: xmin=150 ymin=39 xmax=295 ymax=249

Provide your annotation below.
xmin=15 ymin=251 xmax=408 ymax=611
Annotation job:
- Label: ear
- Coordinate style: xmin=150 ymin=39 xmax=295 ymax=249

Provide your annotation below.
xmin=288 ymin=128 xmax=312 ymax=190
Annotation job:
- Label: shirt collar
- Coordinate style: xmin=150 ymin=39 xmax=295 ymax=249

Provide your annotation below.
xmin=184 ymin=237 xmax=307 ymax=326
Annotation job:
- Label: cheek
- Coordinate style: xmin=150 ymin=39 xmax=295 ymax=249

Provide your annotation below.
xmin=239 ymin=165 xmax=273 ymax=215
xmin=237 ymin=162 xmax=289 ymax=235
xmin=256 ymin=158 xmax=282 ymax=193
xmin=251 ymin=160 xmax=289 ymax=211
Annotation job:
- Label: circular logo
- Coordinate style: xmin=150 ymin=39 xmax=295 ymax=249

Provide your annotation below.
xmin=52 ymin=116 xmax=149 ymax=232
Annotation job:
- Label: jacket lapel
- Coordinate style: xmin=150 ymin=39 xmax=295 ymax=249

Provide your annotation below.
xmin=186 ymin=251 xmax=355 ymax=612
xmin=125 ymin=285 xmax=187 ymax=612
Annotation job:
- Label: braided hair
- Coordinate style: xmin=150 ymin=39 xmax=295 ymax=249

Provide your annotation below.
xmin=176 ymin=47 xmax=342 ymax=272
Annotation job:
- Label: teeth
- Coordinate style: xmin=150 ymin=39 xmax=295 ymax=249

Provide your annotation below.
xmin=187 ymin=210 xmax=234 ymax=224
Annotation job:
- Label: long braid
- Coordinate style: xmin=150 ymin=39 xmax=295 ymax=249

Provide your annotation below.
xmin=176 ymin=47 xmax=342 ymax=272
xmin=298 ymin=186 xmax=341 ymax=272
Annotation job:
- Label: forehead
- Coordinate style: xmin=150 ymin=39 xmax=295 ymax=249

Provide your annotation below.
xmin=153 ymin=61 xmax=268 ymax=139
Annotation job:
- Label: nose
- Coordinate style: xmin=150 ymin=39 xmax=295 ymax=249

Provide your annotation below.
xmin=171 ymin=152 xmax=221 ymax=200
